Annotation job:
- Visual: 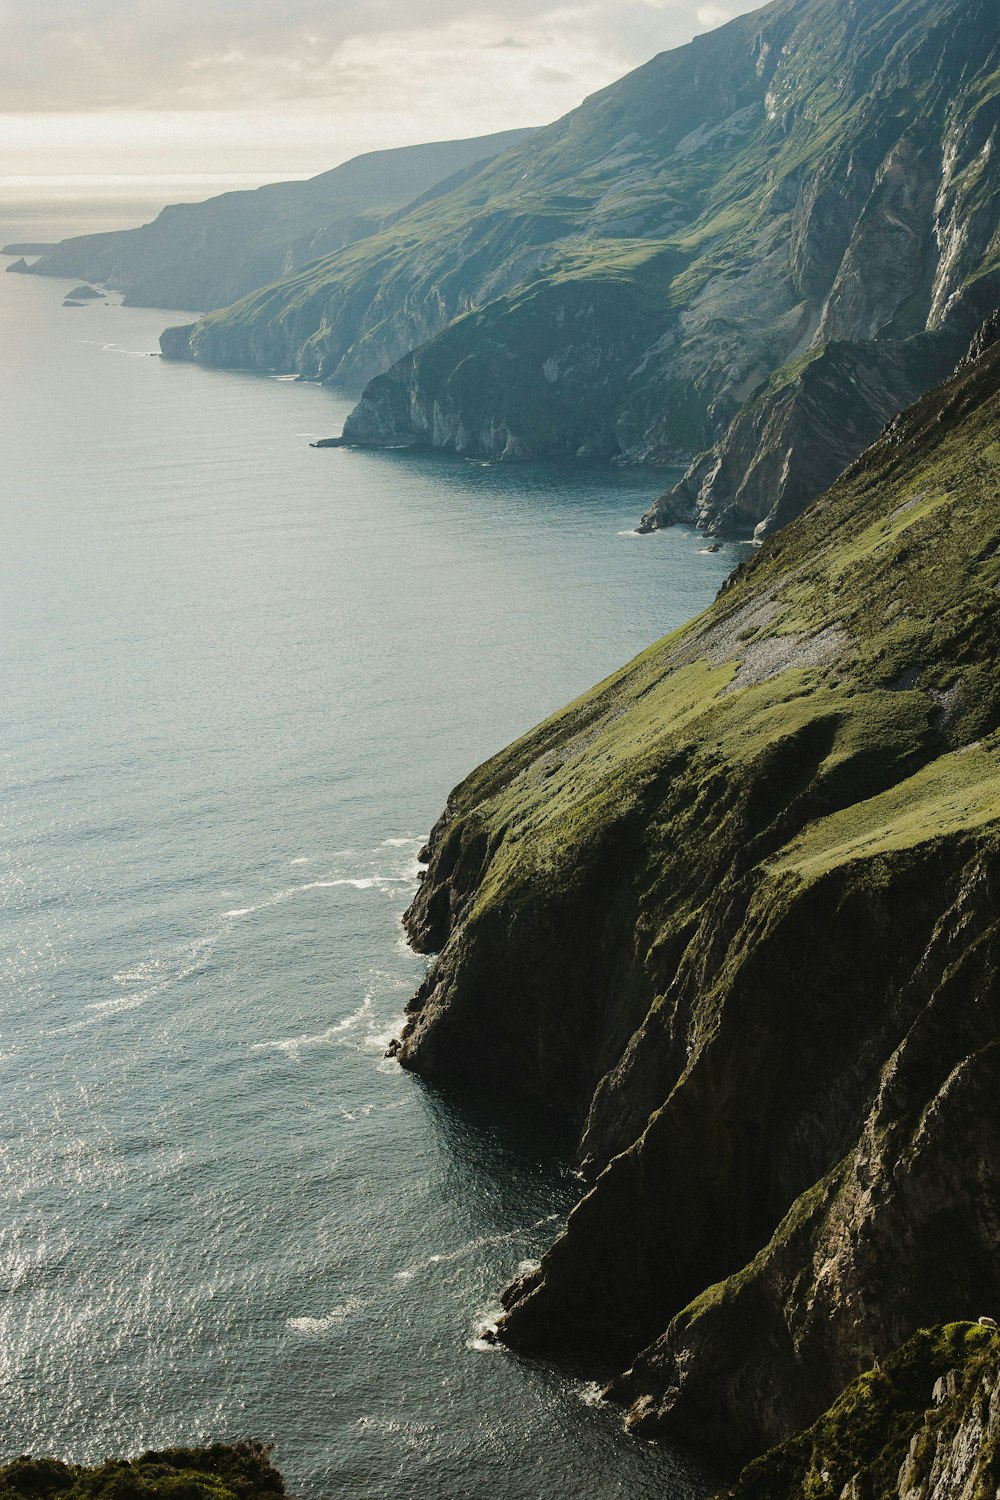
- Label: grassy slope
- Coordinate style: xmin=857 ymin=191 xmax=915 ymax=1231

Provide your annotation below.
xmin=398 ymin=334 xmax=1000 ymax=1449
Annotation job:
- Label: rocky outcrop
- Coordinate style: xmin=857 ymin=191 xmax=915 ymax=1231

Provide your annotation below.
xmin=0 ymin=1444 xmax=285 ymax=1500
xmin=397 ymin=334 xmax=1000 ymax=1459
xmin=643 ymin=332 xmax=961 ymax=538
xmin=25 ymin=131 xmax=532 ymax=313
xmin=158 ymin=323 xmax=197 ymax=361
xmin=722 ymin=1324 xmax=1000 ymax=1500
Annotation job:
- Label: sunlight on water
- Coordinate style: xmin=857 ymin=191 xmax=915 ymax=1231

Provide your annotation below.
xmin=0 ymin=194 xmax=742 ymax=1499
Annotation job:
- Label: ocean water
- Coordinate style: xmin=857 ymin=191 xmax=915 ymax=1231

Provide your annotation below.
xmin=0 ymin=192 xmax=743 ymax=1499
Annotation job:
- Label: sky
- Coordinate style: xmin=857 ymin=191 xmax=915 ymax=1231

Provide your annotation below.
xmin=0 ymin=0 xmax=764 ymax=181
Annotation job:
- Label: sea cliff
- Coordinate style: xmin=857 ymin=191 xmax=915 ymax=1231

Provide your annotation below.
xmin=724 ymin=1324 xmax=1000 ymax=1500
xmin=397 ymin=322 xmax=1000 ymax=1462
xmin=165 ymin=0 xmax=999 ymax=537
xmin=21 ymin=132 xmax=531 ymax=314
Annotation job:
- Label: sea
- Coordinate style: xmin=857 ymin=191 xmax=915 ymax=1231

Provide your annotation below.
xmin=0 ymin=179 xmax=743 ymax=1500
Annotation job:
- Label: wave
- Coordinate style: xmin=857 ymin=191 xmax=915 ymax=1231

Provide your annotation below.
xmin=466 ymin=1306 xmax=504 ymax=1353
xmin=286 ymin=1295 xmax=368 ymax=1334
xmin=393 ymin=1215 xmax=561 ymax=1284
xmin=251 ymin=994 xmax=375 ymax=1061
xmin=79 ymin=933 xmax=216 ymax=1024
xmin=224 ymin=875 xmax=401 ymax=922
xmin=73 ymin=840 xmax=423 ymax=1031
xmin=99 ymin=342 xmax=159 ymax=359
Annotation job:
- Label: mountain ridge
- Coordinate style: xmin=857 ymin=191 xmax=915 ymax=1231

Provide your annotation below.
xmin=160 ymin=0 xmax=999 ymax=540
xmin=16 ymin=131 xmax=534 ymax=314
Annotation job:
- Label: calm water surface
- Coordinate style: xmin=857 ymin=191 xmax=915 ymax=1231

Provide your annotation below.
xmin=0 ymin=193 xmax=743 ymax=1499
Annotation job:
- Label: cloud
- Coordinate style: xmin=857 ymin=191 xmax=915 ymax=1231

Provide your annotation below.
xmin=0 ymin=0 xmax=762 ymax=175
xmin=0 ymin=0 xmax=757 ymax=113
xmin=696 ymin=4 xmax=734 ymax=25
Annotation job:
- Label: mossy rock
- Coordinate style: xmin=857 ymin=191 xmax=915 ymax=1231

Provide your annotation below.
xmin=723 ymin=1324 xmax=1000 ymax=1500
xmin=0 ymin=1444 xmax=285 ymax=1500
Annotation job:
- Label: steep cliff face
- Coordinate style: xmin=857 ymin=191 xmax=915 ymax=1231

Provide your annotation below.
xmin=641 ymin=10 xmax=1000 ymax=533
xmin=21 ymin=132 xmax=531 ymax=313
xmin=643 ymin=332 xmax=961 ymax=537
xmin=339 ymin=254 xmax=689 ymax=459
xmin=168 ymin=0 xmax=999 ymax=488
xmin=398 ymin=331 xmax=1000 ymax=1457
xmin=723 ymin=1324 xmax=1000 ymax=1500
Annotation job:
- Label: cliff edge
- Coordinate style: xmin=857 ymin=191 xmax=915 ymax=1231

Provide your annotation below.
xmin=398 ymin=326 xmax=1000 ymax=1459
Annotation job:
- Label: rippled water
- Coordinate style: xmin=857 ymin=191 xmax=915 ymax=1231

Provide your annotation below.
xmin=0 ymin=193 xmax=743 ymax=1499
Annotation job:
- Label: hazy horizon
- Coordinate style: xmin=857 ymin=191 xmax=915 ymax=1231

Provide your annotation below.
xmin=2 ymin=0 xmax=761 ymax=180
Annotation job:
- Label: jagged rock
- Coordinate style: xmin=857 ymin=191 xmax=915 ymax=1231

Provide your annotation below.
xmin=642 ymin=332 xmax=962 ymax=539
xmin=719 ymin=1325 xmax=1000 ymax=1500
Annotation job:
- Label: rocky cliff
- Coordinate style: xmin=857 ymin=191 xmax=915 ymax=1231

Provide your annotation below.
xmin=640 ymin=332 xmax=962 ymax=538
xmin=21 ymin=132 xmax=531 ymax=313
xmin=724 ymin=1324 xmax=1000 ymax=1500
xmin=166 ymin=0 xmax=998 ymax=520
xmin=397 ymin=327 xmax=1000 ymax=1461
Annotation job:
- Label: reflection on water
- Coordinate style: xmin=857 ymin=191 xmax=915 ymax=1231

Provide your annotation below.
xmin=0 ymin=213 xmax=743 ymax=1498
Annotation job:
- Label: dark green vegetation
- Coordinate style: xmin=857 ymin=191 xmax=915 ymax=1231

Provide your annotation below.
xmin=0 ymin=1446 xmax=285 ymax=1500
xmin=164 ymin=0 xmax=998 ymax=535
xmin=19 ymin=132 xmax=531 ymax=312
xmin=399 ymin=326 xmax=1000 ymax=1459
xmin=724 ymin=1325 xmax=1000 ymax=1500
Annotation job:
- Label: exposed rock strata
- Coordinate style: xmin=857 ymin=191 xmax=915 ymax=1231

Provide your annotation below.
xmin=643 ymin=332 xmax=962 ymax=538
xmin=398 ymin=335 xmax=1000 ymax=1458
